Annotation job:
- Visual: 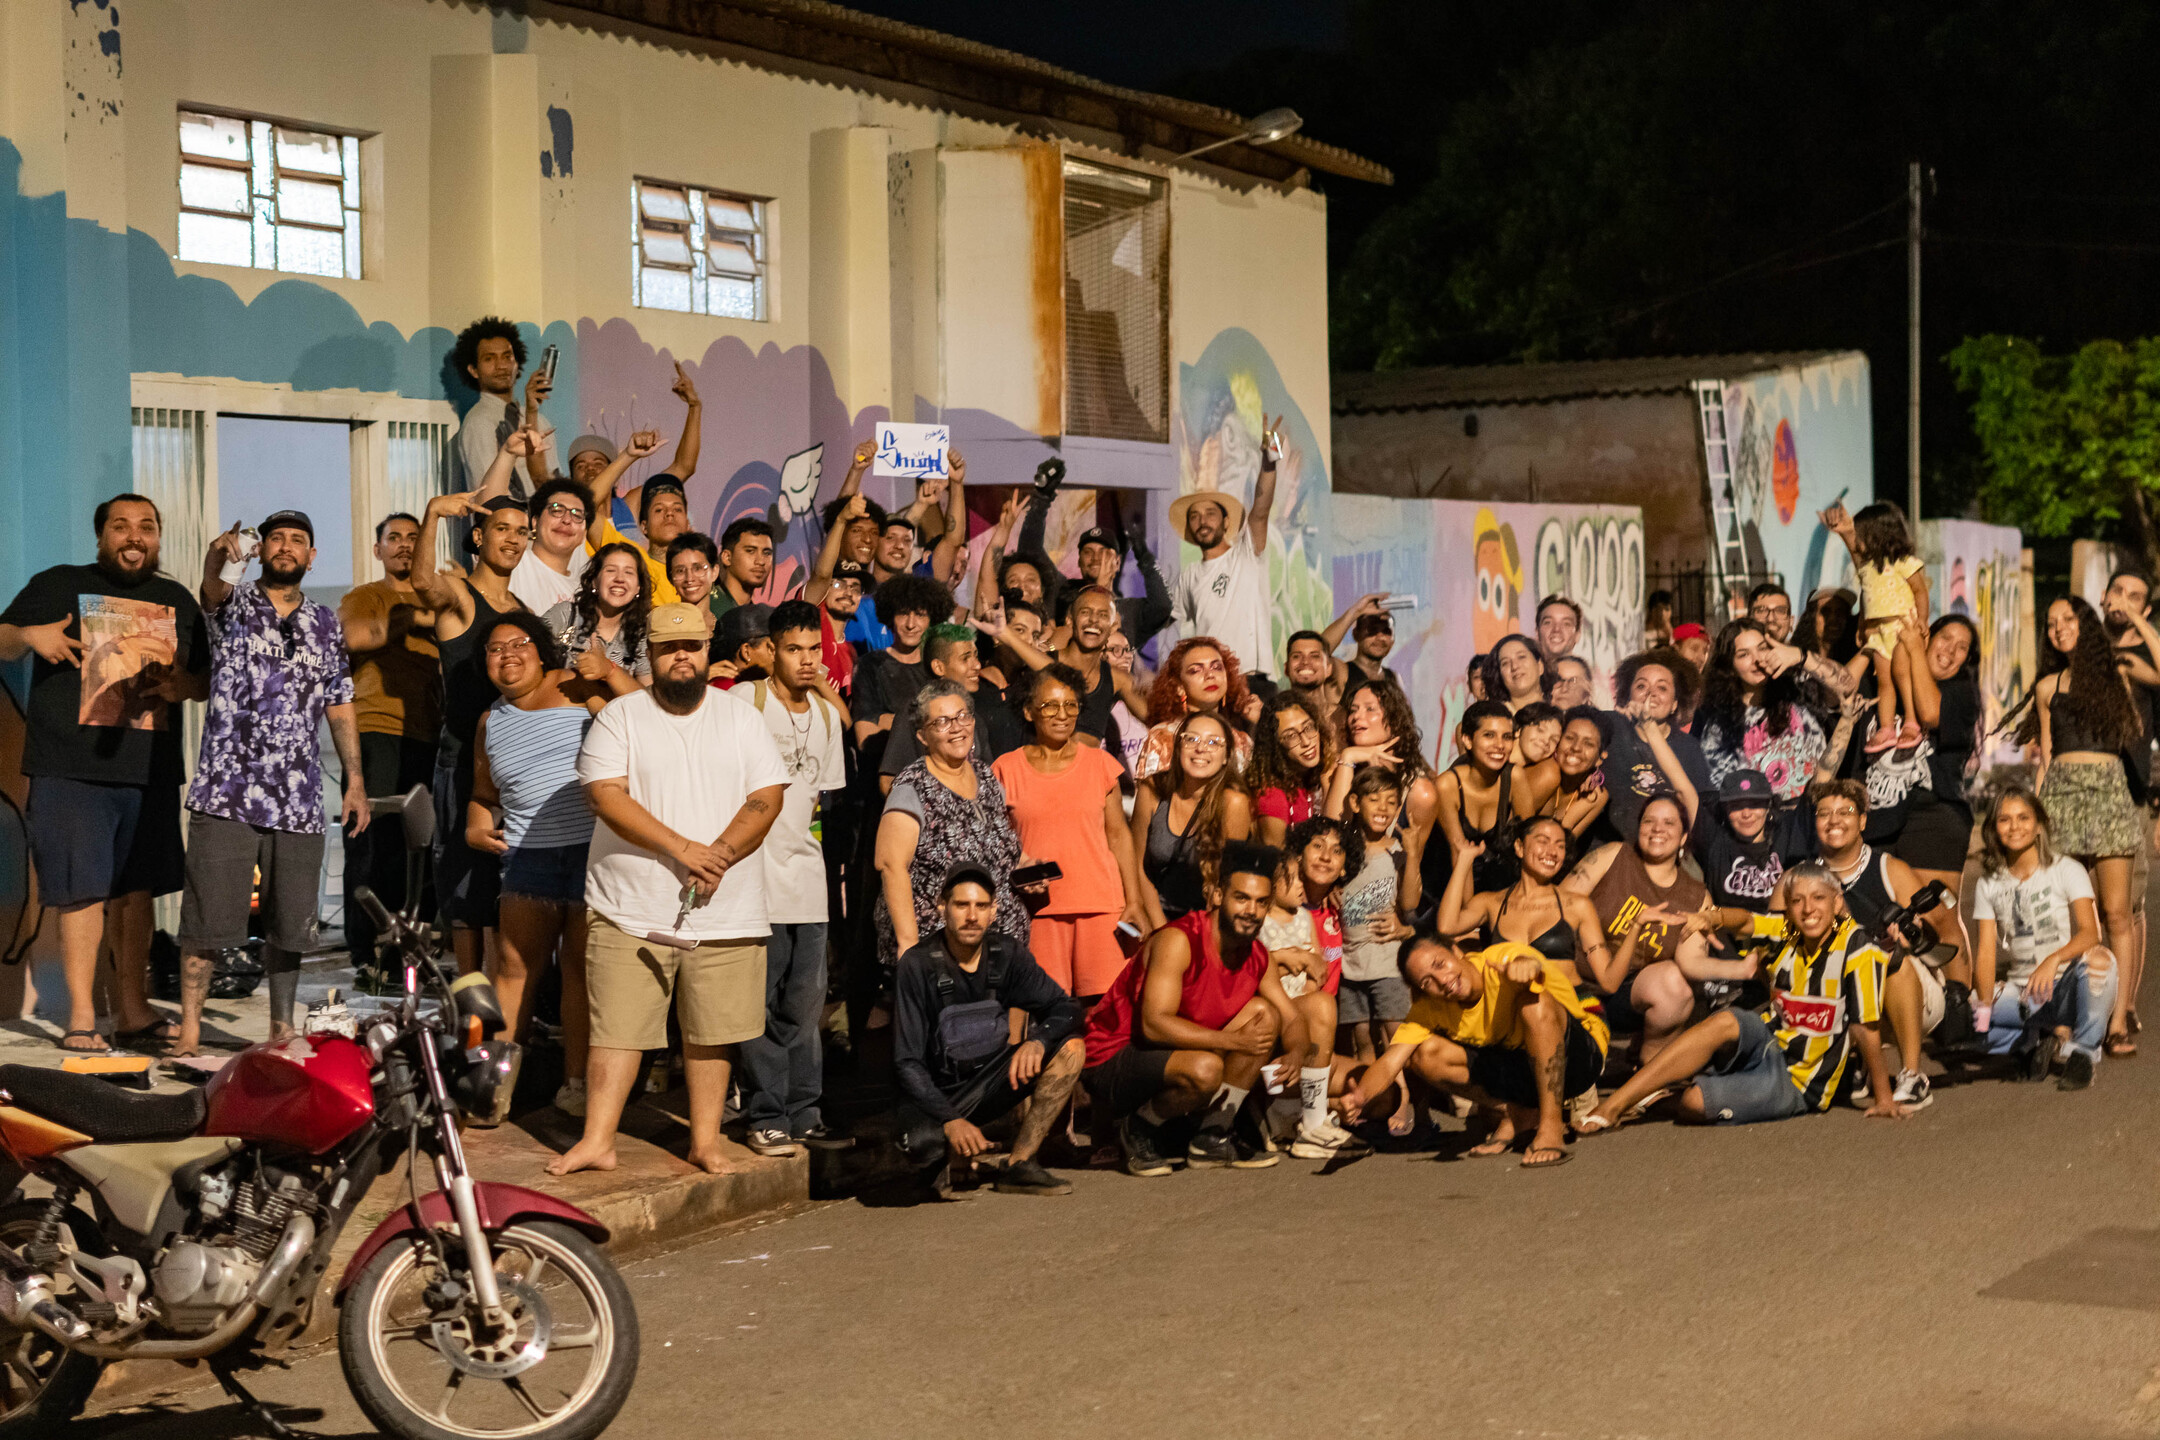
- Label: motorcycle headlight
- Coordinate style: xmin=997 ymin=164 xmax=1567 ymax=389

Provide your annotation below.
xmin=450 ymin=1040 xmax=522 ymax=1127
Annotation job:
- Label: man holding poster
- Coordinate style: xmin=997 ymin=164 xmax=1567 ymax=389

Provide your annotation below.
xmin=0 ymin=493 xmax=211 ymax=1052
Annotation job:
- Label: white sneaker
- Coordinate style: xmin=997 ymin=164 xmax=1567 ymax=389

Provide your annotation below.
xmin=1289 ymin=1122 xmax=1347 ymax=1159
xmin=1891 ymin=1069 xmax=1933 ymax=1111
xmin=554 ymin=1078 xmax=587 ymax=1118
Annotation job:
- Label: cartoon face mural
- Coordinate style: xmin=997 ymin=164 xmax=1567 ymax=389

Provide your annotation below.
xmin=1472 ymin=506 xmax=1523 ymax=652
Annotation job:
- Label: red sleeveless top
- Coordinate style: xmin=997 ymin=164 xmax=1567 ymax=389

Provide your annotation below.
xmin=1081 ymin=910 xmax=1271 ymax=1068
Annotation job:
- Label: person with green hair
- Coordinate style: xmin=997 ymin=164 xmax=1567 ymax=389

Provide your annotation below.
xmin=878 ymin=621 xmax=1027 ymax=787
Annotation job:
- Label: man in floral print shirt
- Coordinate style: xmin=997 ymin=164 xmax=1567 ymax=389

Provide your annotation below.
xmin=176 ymin=512 xmax=368 ymax=1055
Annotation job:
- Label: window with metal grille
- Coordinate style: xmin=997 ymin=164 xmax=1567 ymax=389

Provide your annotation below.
xmin=1063 ymin=158 xmax=1168 ymax=443
xmin=632 ymin=179 xmax=767 ymax=320
xmin=176 ymin=109 xmax=362 ymax=279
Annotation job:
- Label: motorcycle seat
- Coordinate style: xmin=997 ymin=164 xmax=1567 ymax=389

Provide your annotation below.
xmin=0 ymin=1064 xmax=207 ymax=1144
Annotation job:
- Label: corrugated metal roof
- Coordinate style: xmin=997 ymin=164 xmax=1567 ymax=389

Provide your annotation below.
xmin=544 ymin=0 xmax=1393 ymax=186
xmin=1333 ymin=351 xmax=1857 ymax=413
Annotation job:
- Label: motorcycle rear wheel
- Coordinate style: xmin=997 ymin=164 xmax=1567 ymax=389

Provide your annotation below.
xmin=339 ymin=1219 xmax=638 ymax=1440
xmin=0 ymin=1200 xmax=105 ymax=1436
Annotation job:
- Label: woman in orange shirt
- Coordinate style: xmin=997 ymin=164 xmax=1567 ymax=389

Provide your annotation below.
xmin=994 ymin=663 xmax=1146 ymax=998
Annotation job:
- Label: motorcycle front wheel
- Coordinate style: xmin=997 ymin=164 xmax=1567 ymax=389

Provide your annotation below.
xmin=339 ymin=1220 xmax=639 ymax=1440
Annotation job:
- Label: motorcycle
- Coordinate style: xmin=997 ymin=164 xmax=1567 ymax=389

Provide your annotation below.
xmin=0 ymin=788 xmax=638 ymax=1439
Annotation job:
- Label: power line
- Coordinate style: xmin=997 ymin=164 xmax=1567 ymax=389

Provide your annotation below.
xmin=1931 ymin=231 xmax=2160 ymax=257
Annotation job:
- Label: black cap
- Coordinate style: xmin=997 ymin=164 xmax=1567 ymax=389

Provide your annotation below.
xmin=1076 ymin=526 xmax=1122 ymax=555
xmin=1354 ymin=611 xmax=1393 ymax=636
xmin=716 ymin=602 xmax=773 ymax=660
xmin=638 ymin=474 xmax=687 ymax=518
xmin=261 ymin=509 xmax=314 ymax=543
xmin=1717 ymin=769 xmax=1773 ymax=806
xmin=831 ymin=559 xmax=872 ymax=587
xmin=939 ymin=861 xmax=998 ymax=898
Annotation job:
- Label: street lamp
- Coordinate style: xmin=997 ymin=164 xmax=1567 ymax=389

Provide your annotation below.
xmin=1178 ymin=107 xmax=1303 ymax=161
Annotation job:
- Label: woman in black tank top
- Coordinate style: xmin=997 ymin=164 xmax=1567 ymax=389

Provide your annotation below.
xmin=1435 ymin=817 xmax=1612 ymax=983
xmin=1432 ymin=700 xmax=1527 ymax=902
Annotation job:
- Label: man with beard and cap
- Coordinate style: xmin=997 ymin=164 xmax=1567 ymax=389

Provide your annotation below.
xmin=339 ymin=513 xmax=441 ymax=982
xmin=551 ymin=601 xmax=788 ymax=1177
xmin=178 ymin=512 xmax=367 ymax=1055
xmin=1170 ymin=413 xmax=1282 ymax=684
xmin=0 ymin=494 xmax=211 ymax=1052
xmin=414 ymin=491 xmax=533 ymax=977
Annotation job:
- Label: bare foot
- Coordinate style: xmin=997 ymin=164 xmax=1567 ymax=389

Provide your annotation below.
xmin=547 ymin=1138 xmax=619 ymax=1176
xmin=686 ymin=1146 xmax=738 ymax=1175
xmin=174 ymin=1027 xmax=202 ymax=1057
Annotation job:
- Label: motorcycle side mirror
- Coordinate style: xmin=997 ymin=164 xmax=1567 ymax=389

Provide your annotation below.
xmin=398 ymin=784 xmax=435 ymax=854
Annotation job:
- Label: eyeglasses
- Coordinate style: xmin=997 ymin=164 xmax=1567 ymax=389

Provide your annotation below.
xmin=924 ymin=714 xmax=975 ymax=733
xmin=1277 ymin=723 xmax=1318 ymax=746
xmin=1180 ymin=734 xmax=1226 ymax=751
xmin=1817 ymin=805 xmax=1861 ymax=820
xmin=541 ymin=503 xmax=585 ymax=520
xmin=1032 ymin=700 xmax=1080 ymax=715
xmin=485 ymin=638 xmax=536 ymax=657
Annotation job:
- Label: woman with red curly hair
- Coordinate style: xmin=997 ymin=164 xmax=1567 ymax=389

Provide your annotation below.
xmin=1132 ymin=637 xmax=1257 ymax=781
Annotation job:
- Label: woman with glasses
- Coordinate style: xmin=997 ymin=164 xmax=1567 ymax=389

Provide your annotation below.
xmin=1132 ymin=638 xmax=1256 ymax=780
xmin=992 ymin=665 xmax=1145 ymax=997
xmin=875 ymin=679 xmax=1037 ymax=971
xmin=542 ymin=540 xmax=651 ymax=696
xmin=1130 ymin=710 xmax=1252 ymax=931
xmin=1248 ymin=692 xmax=1334 ymax=847
xmin=1104 ymin=631 xmax=1151 ymax=783
xmin=464 ymin=613 xmax=613 ymax=1117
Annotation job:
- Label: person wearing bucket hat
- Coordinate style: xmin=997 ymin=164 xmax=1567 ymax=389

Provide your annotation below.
xmin=1691 ymin=768 xmax=1812 ymax=912
xmin=1171 ymin=412 xmax=1283 ymax=682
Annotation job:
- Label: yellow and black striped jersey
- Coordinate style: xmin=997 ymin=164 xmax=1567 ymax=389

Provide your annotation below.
xmin=1745 ymin=914 xmax=1887 ymax=1111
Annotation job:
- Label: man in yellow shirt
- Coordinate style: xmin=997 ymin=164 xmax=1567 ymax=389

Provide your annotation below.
xmin=570 ymin=362 xmax=705 ymax=604
xmin=1336 ymin=931 xmax=1608 ymax=1169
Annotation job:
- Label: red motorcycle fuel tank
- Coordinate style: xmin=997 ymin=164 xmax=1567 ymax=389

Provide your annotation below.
xmin=203 ymin=1033 xmax=375 ymax=1153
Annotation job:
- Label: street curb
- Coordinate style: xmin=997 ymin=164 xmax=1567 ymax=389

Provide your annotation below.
xmin=83 ymin=1122 xmax=807 ymax=1415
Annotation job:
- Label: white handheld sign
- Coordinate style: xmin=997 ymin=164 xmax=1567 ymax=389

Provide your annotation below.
xmin=873 ymin=422 xmax=950 ymax=480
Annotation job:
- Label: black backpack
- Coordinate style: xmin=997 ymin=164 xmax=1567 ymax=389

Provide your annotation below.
xmin=932 ymin=947 xmax=1009 ymax=1081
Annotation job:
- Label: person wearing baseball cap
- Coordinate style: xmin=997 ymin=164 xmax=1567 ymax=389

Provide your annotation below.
xmin=712 ymin=602 xmax=774 ymax=688
xmin=1690 ymin=767 xmax=1810 ymax=912
xmin=175 ymin=510 xmax=363 ymax=1055
xmin=1169 ymin=411 xmax=1283 ymax=682
xmin=1672 ymin=621 xmax=1712 ymax=674
xmin=552 ymin=592 xmax=790 ymax=1177
xmin=567 ymin=361 xmax=706 ymax=606
xmin=891 ymin=860 xmax=1089 ymax=1198
xmin=1072 ymin=518 xmax=1172 ymax=648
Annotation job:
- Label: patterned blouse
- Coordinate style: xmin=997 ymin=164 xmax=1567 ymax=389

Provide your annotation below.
xmin=1697 ymin=701 xmax=1826 ymax=802
xmin=876 ymin=755 xmax=1028 ymax=968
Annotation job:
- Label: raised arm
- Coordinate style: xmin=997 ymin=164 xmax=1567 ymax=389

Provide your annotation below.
xmin=1435 ymin=841 xmax=1496 ymax=938
xmin=929 ymin=449 xmax=968 ymax=588
xmin=971 ymin=492 xmax=1021 ymax=621
xmin=659 ymin=363 xmax=703 ymax=481
xmin=198 ymin=520 xmax=248 ymax=613
xmin=2117 ymin=605 xmax=2160 ymax=686
xmin=1636 ymin=719 xmax=1699 ymax=828
xmin=1128 ymin=529 xmax=1174 ymax=643
xmin=806 ymin=469 xmax=873 ymax=606
xmin=1323 ymin=593 xmax=1384 ymax=654
xmin=411 ymin=493 xmax=483 ymax=618
xmin=1247 ymin=415 xmax=1282 ymax=555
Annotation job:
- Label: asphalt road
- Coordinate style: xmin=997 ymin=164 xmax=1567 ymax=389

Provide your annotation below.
xmin=85 ymin=992 xmax=2160 ymax=1440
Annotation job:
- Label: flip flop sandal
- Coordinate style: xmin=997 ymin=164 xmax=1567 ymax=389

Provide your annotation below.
xmin=115 ymin=1017 xmax=181 ymax=1047
xmin=1622 ymin=1085 xmax=1675 ymax=1121
xmin=1575 ymin=1114 xmax=1615 ymax=1135
xmin=1465 ymin=1135 xmax=1514 ymax=1158
xmin=2105 ymin=1033 xmax=2138 ymax=1058
xmin=1520 ymin=1146 xmax=1573 ymax=1170
xmin=58 ymin=1029 xmax=110 ymax=1053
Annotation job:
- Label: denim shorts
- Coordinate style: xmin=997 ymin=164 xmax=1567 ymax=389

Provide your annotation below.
xmin=500 ymin=842 xmax=589 ymax=905
xmin=1693 ymin=1007 xmax=1809 ymax=1125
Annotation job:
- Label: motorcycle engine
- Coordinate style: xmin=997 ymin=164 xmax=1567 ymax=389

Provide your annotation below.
xmin=154 ymin=1164 xmax=307 ymax=1333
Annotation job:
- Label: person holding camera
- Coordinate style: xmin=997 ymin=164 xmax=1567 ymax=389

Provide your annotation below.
xmin=893 ymin=864 xmax=1088 ymax=1199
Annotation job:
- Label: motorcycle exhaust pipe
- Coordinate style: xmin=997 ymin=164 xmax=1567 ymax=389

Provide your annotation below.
xmin=0 ymin=1239 xmax=92 ymax=1346
xmin=74 ymin=1214 xmax=319 ymax=1362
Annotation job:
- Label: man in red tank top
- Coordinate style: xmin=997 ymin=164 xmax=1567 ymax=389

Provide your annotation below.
xmin=1081 ymin=842 xmax=1307 ymax=1176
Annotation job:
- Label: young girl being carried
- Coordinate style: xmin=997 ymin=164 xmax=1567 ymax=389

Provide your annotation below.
xmin=1824 ymin=499 xmax=1928 ymax=751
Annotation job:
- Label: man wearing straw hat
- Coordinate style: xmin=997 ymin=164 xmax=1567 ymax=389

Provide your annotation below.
xmin=552 ymin=601 xmax=788 ymax=1176
xmin=1169 ymin=413 xmax=1282 ymax=684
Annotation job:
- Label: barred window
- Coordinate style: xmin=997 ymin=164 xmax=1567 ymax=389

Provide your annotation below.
xmin=632 ymin=179 xmax=767 ymax=320
xmin=177 ymin=109 xmax=362 ymax=279
xmin=1063 ymin=158 xmax=1168 ymax=442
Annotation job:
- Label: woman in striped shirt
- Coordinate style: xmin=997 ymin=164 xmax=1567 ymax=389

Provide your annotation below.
xmin=467 ymin=613 xmax=613 ymax=1116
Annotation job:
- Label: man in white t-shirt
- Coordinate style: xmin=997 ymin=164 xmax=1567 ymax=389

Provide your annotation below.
xmin=509 ymin=478 xmax=592 ymax=614
xmin=1971 ymin=834 xmax=2116 ymax=1089
xmin=728 ymin=600 xmax=848 ymax=1156
xmin=551 ymin=602 xmax=788 ymax=1176
xmin=1170 ymin=414 xmax=1280 ymax=682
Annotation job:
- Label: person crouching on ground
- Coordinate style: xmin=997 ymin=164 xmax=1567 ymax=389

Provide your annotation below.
xmin=1080 ymin=841 xmax=1304 ymax=1176
xmin=1581 ymin=861 xmax=1903 ymax=1131
xmin=1334 ymin=931 xmax=1607 ymax=1169
xmin=893 ymin=864 xmax=1089 ymax=1199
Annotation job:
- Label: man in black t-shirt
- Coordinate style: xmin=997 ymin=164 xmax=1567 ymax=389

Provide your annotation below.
xmin=0 ymin=494 xmax=210 ymax=1052
xmin=878 ymin=623 xmax=1025 ymax=789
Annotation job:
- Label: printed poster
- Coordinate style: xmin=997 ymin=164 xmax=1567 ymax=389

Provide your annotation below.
xmin=78 ymin=594 xmax=178 ymax=729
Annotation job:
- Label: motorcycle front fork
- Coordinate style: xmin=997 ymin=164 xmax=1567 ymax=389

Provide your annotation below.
xmin=415 ymin=1035 xmax=510 ymax=1329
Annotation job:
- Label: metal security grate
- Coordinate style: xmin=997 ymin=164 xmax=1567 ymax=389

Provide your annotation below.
xmin=1063 ymin=158 xmax=1168 ymax=442
xmin=385 ymin=420 xmax=453 ymax=567
xmin=130 ymin=405 xmax=210 ymax=935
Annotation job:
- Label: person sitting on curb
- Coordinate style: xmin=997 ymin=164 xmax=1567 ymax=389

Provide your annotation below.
xmin=893 ymin=864 xmax=1089 ymax=1198
xmin=1333 ymin=931 xmax=1607 ymax=1169
xmin=1080 ymin=842 xmax=1304 ymax=1176
xmin=1581 ymin=861 xmax=1905 ymax=1131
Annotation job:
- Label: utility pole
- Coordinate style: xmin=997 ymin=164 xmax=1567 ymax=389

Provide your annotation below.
xmin=1907 ymin=160 xmax=1923 ymax=521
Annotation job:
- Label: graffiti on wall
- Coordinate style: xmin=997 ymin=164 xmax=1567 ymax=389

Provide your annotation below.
xmin=1922 ymin=519 xmax=2033 ymax=761
xmin=1716 ymin=355 xmax=1873 ymax=603
xmin=1173 ymin=328 xmax=1333 ymax=664
xmin=1333 ymin=496 xmax=1643 ymax=768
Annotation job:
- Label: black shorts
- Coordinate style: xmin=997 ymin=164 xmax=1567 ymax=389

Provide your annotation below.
xmin=1463 ymin=1016 xmax=1603 ymax=1107
xmin=1894 ymin=795 xmax=1973 ymax=874
xmin=1594 ymin=972 xmax=1646 ymax=1034
xmin=26 ymin=775 xmax=184 ymax=906
xmin=1082 ymin=1044 xmax=1174 ymax=1122
xmin=178 ymin=810 xmax=326 ymax=953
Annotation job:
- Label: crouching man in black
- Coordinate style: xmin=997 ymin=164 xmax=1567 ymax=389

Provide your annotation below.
xmin=894 ymin=863 xmax=1088 ymax=1198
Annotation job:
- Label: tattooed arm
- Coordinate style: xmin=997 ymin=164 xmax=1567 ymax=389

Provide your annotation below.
xmin=709 ymin=784 xmax=787 ymax=872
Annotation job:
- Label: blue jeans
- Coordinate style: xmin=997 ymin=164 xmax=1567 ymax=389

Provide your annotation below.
xmin=1983 ymin=955 xmax=2118 ymax=1063
xmin=737 ymin=922 xmax=827 ymax=1136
